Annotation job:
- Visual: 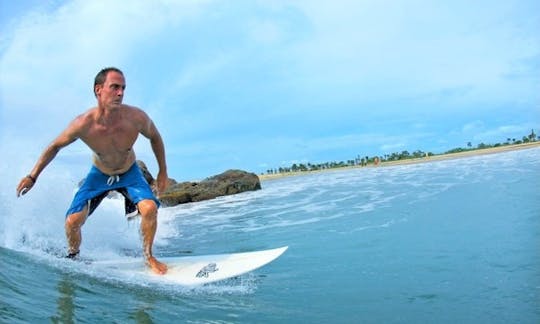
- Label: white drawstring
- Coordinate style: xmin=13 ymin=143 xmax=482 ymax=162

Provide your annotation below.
xmin=107 ymin=175 xmax=120 ymax=186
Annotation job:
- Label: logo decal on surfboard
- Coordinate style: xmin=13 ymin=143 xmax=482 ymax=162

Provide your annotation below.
xmin=196 ymin=263 xmax=219 ymax=278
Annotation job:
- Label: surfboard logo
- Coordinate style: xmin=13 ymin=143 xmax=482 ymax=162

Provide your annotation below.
xmin=196 ymin=263 xmax=219 ymax=278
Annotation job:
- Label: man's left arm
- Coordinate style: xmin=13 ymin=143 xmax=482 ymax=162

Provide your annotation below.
xmin=139 ymin=113 xmax=168 ymax=195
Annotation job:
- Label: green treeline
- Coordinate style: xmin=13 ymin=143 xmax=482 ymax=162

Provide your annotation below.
xmin=264 ymin=129 xmax=538 ymax=175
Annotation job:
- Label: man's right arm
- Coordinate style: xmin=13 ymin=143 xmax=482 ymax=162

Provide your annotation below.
xmin=16 ymin=117 xmax=83 ymax=197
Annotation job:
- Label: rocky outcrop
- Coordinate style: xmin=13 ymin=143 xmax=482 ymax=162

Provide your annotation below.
xmin=136 ymin=161 xmax=261 ymax=206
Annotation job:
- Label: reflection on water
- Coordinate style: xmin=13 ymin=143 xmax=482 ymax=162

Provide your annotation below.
xmin=131 ymin=309 xmax=153 ymax=324
xmin=51 ymin=276 xmax=75 ymax=324
xmin=49 ymin=273 xmax=159 ymax=324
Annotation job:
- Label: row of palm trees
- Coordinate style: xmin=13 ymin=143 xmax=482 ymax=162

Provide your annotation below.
xmin=264 ymin=129 xmax=538 ymax=175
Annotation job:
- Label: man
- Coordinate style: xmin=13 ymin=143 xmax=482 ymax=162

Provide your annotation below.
xmin=16 ymin=67 xmax=168 ymax=275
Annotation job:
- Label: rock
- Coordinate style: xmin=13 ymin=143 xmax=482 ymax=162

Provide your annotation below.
xmin=136 ymin=160 xmax=155 ymax=185
xmin=160 ymin=169 xmax=261 ymax=206
xmin=136 ymin=162 xmax=261 ymax=206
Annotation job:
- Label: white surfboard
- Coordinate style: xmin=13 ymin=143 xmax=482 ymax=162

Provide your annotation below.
xmin=93 ymin=246 xmax=288 ymax=286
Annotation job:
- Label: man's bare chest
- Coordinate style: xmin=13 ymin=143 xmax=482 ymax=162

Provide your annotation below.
xmin=83 ymin=123 xmax=139 ymax=152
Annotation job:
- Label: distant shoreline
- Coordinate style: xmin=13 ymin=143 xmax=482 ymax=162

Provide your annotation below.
xmin=259 ymin=141 xmax=540 ymax=181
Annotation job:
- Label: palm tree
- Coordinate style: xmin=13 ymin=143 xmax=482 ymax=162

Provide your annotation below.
xmin=529 ymin=129 xmax=536 ymax=141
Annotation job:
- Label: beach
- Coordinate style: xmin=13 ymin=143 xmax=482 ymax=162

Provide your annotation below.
xmin=259 ymin=141 xmax=540 ymax=181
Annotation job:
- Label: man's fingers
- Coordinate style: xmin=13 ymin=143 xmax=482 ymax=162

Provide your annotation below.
xmin=16 ymin=178 xmax=33 ymax=197
xmin=16 ymin=187 xmax=27 ymax=197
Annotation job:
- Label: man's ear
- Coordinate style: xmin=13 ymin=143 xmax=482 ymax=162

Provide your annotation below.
xmin=94 ymin=85 xmax=102 ymax=98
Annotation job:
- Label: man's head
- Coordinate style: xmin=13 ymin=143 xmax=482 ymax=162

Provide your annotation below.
xmin=94 ymin=67 xmax=126 ymax=108
xmin=94 ymin=67 xmax=124 ymax=96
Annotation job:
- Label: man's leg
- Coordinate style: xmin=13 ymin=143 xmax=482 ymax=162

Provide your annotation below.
xmin=137 ymin=199 xmax=168 ymax=274
xmin=65 ymin=206 xmax=89 ymax=257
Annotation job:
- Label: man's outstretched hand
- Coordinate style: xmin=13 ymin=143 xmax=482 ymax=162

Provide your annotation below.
xmin=16 ymin=175 xmax=35 ymax=197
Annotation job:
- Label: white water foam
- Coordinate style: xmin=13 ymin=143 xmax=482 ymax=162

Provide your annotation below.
xmin=0 ymin=158 xmax=177 ymax=260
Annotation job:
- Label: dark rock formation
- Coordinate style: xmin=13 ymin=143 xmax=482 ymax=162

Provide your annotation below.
xmin=159 ymin=170 xmax=261 ymax=206
xmin=136 ymin=160 xmax=156 ymax=185
xmin=136 ymin=161 xmax=261 ymax=206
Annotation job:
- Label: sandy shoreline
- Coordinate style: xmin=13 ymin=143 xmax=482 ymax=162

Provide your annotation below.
xmin=259 ymin=141 xmax=540 ymax=181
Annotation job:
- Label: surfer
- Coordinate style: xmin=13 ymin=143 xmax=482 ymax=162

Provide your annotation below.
xmin=15 ymin=67 xmax=168 ymax=275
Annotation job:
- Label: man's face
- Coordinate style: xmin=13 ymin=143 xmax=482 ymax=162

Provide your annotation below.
xmin=96 ymin=71 xmax=126 ymax=109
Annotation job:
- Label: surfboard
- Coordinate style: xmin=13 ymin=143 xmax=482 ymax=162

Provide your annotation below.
xmin=92 ymin=246 xmax=288 ymax=286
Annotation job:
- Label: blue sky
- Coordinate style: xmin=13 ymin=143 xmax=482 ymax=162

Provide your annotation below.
xmin=1 ymin=0 xmax=539 ymax=180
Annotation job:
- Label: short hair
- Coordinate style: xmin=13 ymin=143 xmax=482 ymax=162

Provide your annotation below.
xmin=93 ymin=67 xmax=124 ymax=97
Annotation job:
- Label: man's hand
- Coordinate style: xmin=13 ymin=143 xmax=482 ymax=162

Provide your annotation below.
xmin=16 ymin=175 xmax=36 ymax=197
xmin=155 ymin=170 xmax=169 ymax=196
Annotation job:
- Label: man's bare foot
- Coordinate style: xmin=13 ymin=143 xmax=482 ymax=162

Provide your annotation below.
xmin=147 ymin=256 xmax=168 ymax=275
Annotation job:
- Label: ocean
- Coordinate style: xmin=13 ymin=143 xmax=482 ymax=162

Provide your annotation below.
xmin=1 ymin=147 xmax=539 ymax=323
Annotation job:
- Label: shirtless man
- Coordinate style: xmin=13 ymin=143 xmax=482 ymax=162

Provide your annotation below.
xmin=16 ymin=67 xmax=168 ymax=274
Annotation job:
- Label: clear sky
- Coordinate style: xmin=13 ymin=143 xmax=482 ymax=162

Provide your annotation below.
xmin=1 ymin=0 xmax=539 ymax=180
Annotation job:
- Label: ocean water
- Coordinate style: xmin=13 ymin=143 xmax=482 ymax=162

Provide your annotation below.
xmin=1 ymin=147 xmax=539 ymax=323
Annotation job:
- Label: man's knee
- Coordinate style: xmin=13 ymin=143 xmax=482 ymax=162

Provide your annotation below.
xmin=65 ymin=209 xmax=88 ymax=229
xmin=138 ymin=199 xmax=158 ymax=218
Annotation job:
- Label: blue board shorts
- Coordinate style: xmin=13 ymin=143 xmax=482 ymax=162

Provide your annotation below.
xmin=66 ymin=163 xmax=160 ymax=218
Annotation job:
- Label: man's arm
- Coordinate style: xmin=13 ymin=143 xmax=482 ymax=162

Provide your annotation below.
xmin=16 ymin=119 xmax=81 ymax=197
xmin=138 ymin=112 xmax=168 ymax=195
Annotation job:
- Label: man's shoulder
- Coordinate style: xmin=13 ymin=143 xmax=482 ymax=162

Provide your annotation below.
xmin=122 ymin=104 xmax=145 ymax=114
xmin=74 ymin=107 xmax=98 ymax=123
xmin=121 ymin=104 xmax=149 ymax=120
